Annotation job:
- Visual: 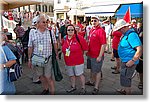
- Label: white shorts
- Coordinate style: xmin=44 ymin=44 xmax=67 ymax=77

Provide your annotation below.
xmin=66 ymin=64 xmax=84 ymax=76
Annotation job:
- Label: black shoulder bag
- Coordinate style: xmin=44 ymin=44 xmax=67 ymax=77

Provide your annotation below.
xmin=49 ymin=30 xmax=63 ymax=81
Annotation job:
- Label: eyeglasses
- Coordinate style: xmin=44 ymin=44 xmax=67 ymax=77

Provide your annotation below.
xmin=67 ymin=29 xmax=74 ymax=31
xmin=91 ymin=20 xmax=98 ymax=22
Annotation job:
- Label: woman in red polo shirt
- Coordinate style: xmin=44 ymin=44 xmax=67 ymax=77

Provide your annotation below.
xmin=62 ymin=24 xmax=88 ymax=94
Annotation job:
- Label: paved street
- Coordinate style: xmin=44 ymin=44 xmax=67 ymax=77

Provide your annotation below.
xmin=14 ymin=53 xmax=143 ymax=95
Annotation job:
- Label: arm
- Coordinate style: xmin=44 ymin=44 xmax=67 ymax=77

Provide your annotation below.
xmin=1 ymin=60 xmax=16 ymax=69
xmin=126 ymin=46 xmax=142 ymax=67
xmin=96 ymin=44 xmax=106 ymax=62
xmin=28 ymin=47 xmax=33 ymax=68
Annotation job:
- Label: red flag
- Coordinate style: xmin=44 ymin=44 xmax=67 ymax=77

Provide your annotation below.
xmin=123 ymin=7 xmax=131 ymax=23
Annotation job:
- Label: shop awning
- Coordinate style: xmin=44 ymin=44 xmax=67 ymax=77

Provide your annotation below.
xmin=83 ymin=4 xmax=120 ymax=17
xmin=115 ymin=3 xmax=143 ymax=18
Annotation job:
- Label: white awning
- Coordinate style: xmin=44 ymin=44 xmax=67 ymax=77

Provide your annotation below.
xmin=83 ymin=4 xmax=120 ymax=17
xmin=67 ymin=9 xmax=85 ymax=16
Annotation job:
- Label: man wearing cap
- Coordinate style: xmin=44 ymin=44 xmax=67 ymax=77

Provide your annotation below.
xmin=86 ymin=16 xmax=106 ymax=94
xmin=113 ymin=19 xmax=142 ymax=95
xmin=27 ymin=16 xmax=41 ymax=84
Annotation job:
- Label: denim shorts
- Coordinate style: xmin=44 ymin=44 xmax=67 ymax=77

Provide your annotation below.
xmin=120 ymin=62 xmax=137 ymax=87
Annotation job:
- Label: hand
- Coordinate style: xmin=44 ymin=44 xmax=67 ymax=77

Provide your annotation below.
xmin=96 ymin=56 xmax=102 ymax=62
xmin=28 ymin=60 xmax=32 ymax=69
xmin=126 ymin=60 xmax=134 ymax=67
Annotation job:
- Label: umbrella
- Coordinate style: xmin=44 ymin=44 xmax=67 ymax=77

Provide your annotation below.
xmin=0 ymin=0 xmax=42 ymax=10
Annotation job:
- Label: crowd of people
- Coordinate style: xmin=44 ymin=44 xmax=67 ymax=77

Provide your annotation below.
xmin=0 ymin=13 xmax=143 ymax=95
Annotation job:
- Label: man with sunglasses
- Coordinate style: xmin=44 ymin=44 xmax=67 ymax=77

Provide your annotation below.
xmin=86 ymin=16 xmax=106 ymax=94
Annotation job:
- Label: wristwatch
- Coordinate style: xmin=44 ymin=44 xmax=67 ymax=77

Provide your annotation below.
xmin=3 ymin=64 xmax=6 ymax=68
xmin=132 ymin=59 xmax=136 ymax=62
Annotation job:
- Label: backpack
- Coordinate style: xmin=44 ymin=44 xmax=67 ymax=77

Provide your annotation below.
xmin=124 ymin=30 xmax=137 ymax=51
xmin=21 ymin=27 xmax=31 ymax=48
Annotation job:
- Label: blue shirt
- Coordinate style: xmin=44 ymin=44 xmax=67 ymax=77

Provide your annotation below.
xmin=0 ymin=46 xmax=17 ymax=64
xmin=118 ymin=29 xmax=142 ymax=64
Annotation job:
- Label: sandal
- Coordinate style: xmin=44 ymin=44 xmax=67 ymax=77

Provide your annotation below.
xmin=85 ymin=81 xmax=94 ymax=86
xmin=111 ymin=66 xmax=117 ymax=69
xmin=116 ymin=89 xmax=126 ymax=95
xmin=66 ymin=86 xmax=76 ymax=93
xmin=92 ymin=88 xmax=99 ymax=95
xmin=112 ymin=71 xmax=120 ymax=74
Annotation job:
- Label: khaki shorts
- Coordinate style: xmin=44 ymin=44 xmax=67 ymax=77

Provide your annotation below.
xmin=33 ymin=57 xmax=52 ymax=78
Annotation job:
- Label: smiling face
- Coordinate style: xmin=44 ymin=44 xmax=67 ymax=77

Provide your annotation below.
xmin=67 ymin=25 xmax=75 ymax=38
xmin=37 ymin=16 xmax=47 ymax=30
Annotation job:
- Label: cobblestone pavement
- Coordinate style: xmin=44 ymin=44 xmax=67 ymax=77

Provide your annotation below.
xmin=14 ymin=53 xmax=143 ymax=95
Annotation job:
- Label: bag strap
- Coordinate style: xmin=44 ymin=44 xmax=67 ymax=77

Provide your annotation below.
xmin=49 ymin=30 xmax=56 ymax=56
xmin=125 ymin=30 xmax=137 ymax=51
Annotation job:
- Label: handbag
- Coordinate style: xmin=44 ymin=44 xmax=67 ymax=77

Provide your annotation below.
xmin=1 ymin=46 xmax=23 ymax=82
xmin=8 ymin=63 xmax=23 ymax=82
xmin=49 ymin=30 xmax=63 ymax=81
xmin=31 ymin=54 xmax=48 ymax=67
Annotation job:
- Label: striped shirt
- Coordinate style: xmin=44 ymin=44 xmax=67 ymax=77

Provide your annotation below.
xmin=28 ymin=28 xmax=56 ymax=58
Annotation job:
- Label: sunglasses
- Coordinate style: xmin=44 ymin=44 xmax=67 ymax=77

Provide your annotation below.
xmin=91 ymin=20 xmax=98 ymax=22
xmin=67 ymin=29 xmax=74 ymax=31
xmin=42 ymin=21 xmax=47 ymax=24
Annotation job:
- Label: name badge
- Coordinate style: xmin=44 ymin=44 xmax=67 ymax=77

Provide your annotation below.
xmin=65 ymin=48 xmax=70 ymax=57
xmin=38 ymin=44 xmax=43 ymax=52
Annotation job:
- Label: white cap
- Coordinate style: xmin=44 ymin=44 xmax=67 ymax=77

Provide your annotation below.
xmin=113 ymin=19 xmax=130 ymax=31
xmin=91 ymin=15 xmax=99 ymax=20
xmin=131 ymin=19 xmax=136 ymax=23
xmin=32 ymin=16 xmax=39 ymax=26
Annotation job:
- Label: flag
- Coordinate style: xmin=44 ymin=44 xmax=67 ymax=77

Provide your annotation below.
xmin=123 ymin=7 xmax=131 ymax=23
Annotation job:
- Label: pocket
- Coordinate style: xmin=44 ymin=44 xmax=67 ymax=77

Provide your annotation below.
xmin=125 ymin=68 xmax=136 ymax=79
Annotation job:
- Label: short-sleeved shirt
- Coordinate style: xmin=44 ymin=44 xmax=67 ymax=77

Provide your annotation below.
xmin=0 ymin=45 xmax=17 ymax=64
xmin=87 ymin=26 xmax=107 ymax=58
xmin=62 ymin=34 xmax=88 ymax=66
xmin=118 ymin=29 xmax=142 ymax=64
xmin=112 ymin=31 xmax=122 ymax=50
xmin=28 ymin=28 xmax=56 ymax=58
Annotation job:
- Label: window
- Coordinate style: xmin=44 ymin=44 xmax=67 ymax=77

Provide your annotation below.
xmin=45 ymin=5 xmax=47 ymax=12
xmin=58 ymin=0 xmax=61 ymax=4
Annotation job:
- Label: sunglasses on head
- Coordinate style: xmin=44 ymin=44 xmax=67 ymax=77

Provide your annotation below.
xmin=67 ymin=29 xmax=74 ymax=31
xmin=91 ymin=20 xmax=98 ymax=22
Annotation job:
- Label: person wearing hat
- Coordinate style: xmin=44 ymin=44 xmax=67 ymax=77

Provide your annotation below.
xmin=86 ymin=15 xmax=107 ymax=94
xmin=26 ymin=16 xmax=42 ymax=84
xmin=113 ymin=19 xmax=142 ymax=95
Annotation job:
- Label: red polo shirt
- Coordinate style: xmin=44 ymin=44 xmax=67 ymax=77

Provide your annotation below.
xmin=112 ymin=31 xmax=122 ymax=50
xmin=62 ymin=34 xmax=88 ymax=66
xmin=87 ymin=26 xmax=106 ymax=58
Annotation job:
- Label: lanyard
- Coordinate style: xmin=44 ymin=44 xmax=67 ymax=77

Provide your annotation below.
xmin=89 ymin=29 xmax=96 ymax=44
xmin=66 ymin=39 xmax=73 ymax=49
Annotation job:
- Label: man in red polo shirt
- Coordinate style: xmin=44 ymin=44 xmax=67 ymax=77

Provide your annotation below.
xmin=86 ymin=15 xmax=107 ymax=94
